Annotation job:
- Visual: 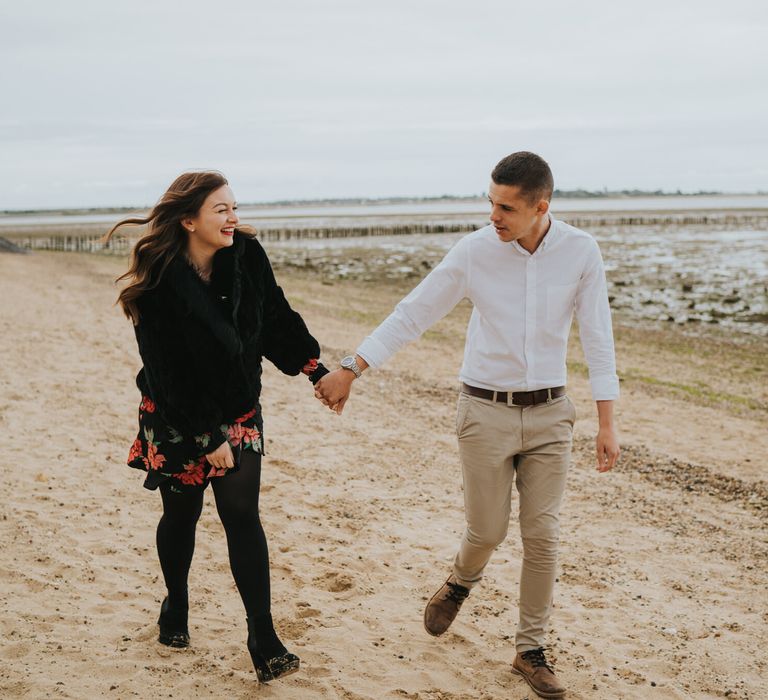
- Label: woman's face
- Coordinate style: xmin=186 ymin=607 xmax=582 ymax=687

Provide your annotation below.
xmin=183 ymin=185 xmax=239 ymax=253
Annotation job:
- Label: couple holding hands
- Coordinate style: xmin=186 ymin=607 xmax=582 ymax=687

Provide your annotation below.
xmin=109 ymin=151 xmax=619 ymax=699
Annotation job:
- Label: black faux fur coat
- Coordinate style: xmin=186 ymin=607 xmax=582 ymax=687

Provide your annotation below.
xmin=133 ymin=231 xmax=320 ymax=453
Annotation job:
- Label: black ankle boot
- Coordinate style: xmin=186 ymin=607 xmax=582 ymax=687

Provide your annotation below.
xmin=246 ymin=614 xmax=299 ymax=682
xmin=158 ymin=597 xmax=190 ymax=648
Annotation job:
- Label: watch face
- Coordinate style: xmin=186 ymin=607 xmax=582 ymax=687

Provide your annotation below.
xmin=340 ymin=355 xmax=359 ymax=376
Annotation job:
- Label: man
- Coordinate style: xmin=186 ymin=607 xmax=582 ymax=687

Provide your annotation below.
xmin=315 ymin=151 xmax=620 ymax=699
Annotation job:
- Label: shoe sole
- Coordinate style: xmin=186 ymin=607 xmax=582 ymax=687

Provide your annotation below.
xmin=422 ymin=608 xmax=444 ymax=637
xmin=158 ymin=633 xmax=190 ymax=648
xmin=511 ymin=665 xmax=566 ymax=698
xmin=256 ymin=660 xmax=300 ymax=683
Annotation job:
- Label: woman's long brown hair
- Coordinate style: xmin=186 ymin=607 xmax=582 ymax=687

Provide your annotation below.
xmin=103 ymin=171 xmax=228 ymax=324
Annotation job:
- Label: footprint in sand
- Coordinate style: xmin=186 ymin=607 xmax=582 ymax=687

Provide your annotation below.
xmin=314 ymin=571 xmax=354 ymax=593
xmin=617 ymin=667 xmax=646 ymax=685
xmin=0 ymin=642 xmax=31 ymax=660
xmin=133 ymin=622 xmax=160 ymax=643
xmin=279 ymin=617 xmax=312 ymax=640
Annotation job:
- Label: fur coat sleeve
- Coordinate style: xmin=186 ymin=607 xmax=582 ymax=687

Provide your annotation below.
xmin=257 ymin=248 xmax=321 ymax=375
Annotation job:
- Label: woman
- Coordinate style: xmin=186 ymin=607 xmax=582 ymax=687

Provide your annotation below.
xmin=105 ymin=171 xmax=327 ymax=682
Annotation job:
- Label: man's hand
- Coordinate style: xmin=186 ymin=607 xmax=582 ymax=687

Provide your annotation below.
xmin=205 ymin=441 xmax=235 ymax=470
xmin=595 ymin=399 xmax=620 ymax=472
xmin=315 ymin=369 xmax=355 ymax=414
xmin=596 ymin=426 xmax=620 ymax=472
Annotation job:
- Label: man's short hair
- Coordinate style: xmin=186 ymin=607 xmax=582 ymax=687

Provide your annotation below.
xmin=491 ymin=152 xmax=554 ymax=204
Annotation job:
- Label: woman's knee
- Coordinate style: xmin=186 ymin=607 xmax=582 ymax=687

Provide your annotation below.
xmin=159 ymin=487 xmax=204 ymax=527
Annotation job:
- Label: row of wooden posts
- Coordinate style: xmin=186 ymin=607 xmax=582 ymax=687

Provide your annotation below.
xmin=7 ymin=212 xmax=768 ymax=254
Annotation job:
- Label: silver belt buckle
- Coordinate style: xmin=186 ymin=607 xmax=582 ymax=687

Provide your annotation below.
xmin=507 ymin=391 xmax=517 ymax=407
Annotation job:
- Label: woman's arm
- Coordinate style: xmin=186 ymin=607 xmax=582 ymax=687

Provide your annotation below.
xmin=257 ymin=249 xmax=321 ymax=375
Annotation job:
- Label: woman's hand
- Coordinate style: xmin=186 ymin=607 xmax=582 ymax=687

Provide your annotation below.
xmin=205 ymin=441 xmax=235 ymax=470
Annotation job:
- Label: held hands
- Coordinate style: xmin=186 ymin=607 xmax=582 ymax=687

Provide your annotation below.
xmin=314 ymin=368 xmax=355 ymax=415
xmin=205 ymin=441 xmax=235 ymax=470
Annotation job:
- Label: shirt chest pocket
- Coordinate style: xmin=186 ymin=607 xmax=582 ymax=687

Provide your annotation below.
xmin=546 ymin=281 xmax=579 ymax=323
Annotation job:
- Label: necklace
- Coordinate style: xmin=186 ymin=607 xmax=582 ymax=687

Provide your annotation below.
xmin=185 ymin=255 xmax=212 ymax=283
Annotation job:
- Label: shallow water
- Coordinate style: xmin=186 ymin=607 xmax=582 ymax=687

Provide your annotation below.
xmin=3 ymin=194 xmax=768 ymax=228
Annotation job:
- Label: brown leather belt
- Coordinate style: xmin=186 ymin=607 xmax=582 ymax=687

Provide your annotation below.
xmin=461 ymin=383 xmax=566 ymax=406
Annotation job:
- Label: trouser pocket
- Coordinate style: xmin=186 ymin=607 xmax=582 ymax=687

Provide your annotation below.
xmin=456 ymin=392 xmax=473 ymax=438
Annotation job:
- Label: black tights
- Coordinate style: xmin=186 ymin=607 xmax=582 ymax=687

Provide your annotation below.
xmin=156 ymin=450 xmax=282 ymax=649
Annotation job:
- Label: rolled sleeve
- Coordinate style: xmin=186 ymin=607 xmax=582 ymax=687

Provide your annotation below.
xmin=356 ymin=334 xmax=392 ymax=369
xmin=589 ymin=374 xmax=620 ymax=401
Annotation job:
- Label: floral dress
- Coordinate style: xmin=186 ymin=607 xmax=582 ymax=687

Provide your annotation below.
xmin=127 ymin=395 xmax=263 ymax=493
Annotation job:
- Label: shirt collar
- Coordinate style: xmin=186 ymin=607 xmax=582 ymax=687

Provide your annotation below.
xmin=511 ymin=215 xmax=558 ymax=256
xmin=540 ymin=215 xmax=560 ymax=250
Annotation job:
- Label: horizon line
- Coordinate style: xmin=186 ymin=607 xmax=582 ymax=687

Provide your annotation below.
xmin=3 ymin=188 xmax=768 ymax=217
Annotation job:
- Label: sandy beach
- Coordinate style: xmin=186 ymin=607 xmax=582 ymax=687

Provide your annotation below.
xmin=1 ymin=250 xmax=766 ymax=699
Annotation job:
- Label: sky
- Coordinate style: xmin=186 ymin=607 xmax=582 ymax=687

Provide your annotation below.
xmin=1 ymin=0 xmax=767 ymax=209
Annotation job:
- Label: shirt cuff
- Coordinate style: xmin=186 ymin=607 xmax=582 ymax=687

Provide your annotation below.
xmin=356 ymin=335 xmax=392 ymax=369
xmin=590 ymin=374 xmax=620 ymax=401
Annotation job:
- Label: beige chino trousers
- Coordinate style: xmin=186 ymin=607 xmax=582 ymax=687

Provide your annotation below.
xmin=452 ymin=390 xmax=575 ymax=652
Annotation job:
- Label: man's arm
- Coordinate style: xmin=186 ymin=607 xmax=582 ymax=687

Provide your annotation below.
xmin=574 ymin=240 xmax=621 ymax=471
xmin=314 ymin=236 xmax=471 ymax=414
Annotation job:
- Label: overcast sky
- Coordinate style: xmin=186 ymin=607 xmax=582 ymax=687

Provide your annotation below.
xmin=1 ymin=0 xmax=767 ymax=209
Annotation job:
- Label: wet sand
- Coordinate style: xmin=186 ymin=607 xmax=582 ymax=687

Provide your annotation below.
xmin=0 ymin=252 xmax=766 ymax=699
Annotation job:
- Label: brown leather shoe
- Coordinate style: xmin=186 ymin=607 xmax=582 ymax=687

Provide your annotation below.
xmin=423 ymin=576 xmax=469 ymax=636
xmin=512 ymin=647 xmax=566 ymax=698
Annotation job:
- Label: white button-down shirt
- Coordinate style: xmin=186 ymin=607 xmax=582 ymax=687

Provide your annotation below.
xmin=356 ymin=218 xmax=620 ymax=401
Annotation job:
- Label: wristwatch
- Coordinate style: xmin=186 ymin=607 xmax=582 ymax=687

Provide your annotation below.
xmin=340 ymin=355 xmax=363 ymax=379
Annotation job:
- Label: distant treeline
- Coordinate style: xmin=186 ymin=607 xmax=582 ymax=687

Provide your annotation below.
xmin=1 ymin=205 xmax=141 ymax=217
xmin=5 ymin=189 xmax=767 ymax=217
xmin=552 ymin=188 xmax=723 ymax=198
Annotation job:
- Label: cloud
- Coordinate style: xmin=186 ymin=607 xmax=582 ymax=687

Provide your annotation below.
xmin=1 ymin=0 xmax=767 ymax=207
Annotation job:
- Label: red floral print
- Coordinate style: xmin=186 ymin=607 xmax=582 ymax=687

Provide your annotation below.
xmin=139 ymin=427 xmax=166 ymax=471
xmin=128 ymin=438 xmax=143 ymax=463
xmin=206 ymin=462 xmax=232 ymax=478
xmin=146 ymin=441 xmax=166 ymax=471
xmin=226 ymin=423 xmax=261 ymax=449
xmin=301 ymin=359 xmax=318 ymax=375
xmin=128 ymin=399 xmax=261 ymax=491
xmin=227 ymin=423 xmax=245 ymax=446
xmin=175 ymin=459 xmax=205 ymax=485
xmin=241 ymin=426 xmax=260 ymax=449
xmin=234 ymin=407 xmax=257 ymax=424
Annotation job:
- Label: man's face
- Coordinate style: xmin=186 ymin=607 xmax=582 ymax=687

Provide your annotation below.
xmin=488 ymin=182 xmax=549 ymax=243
